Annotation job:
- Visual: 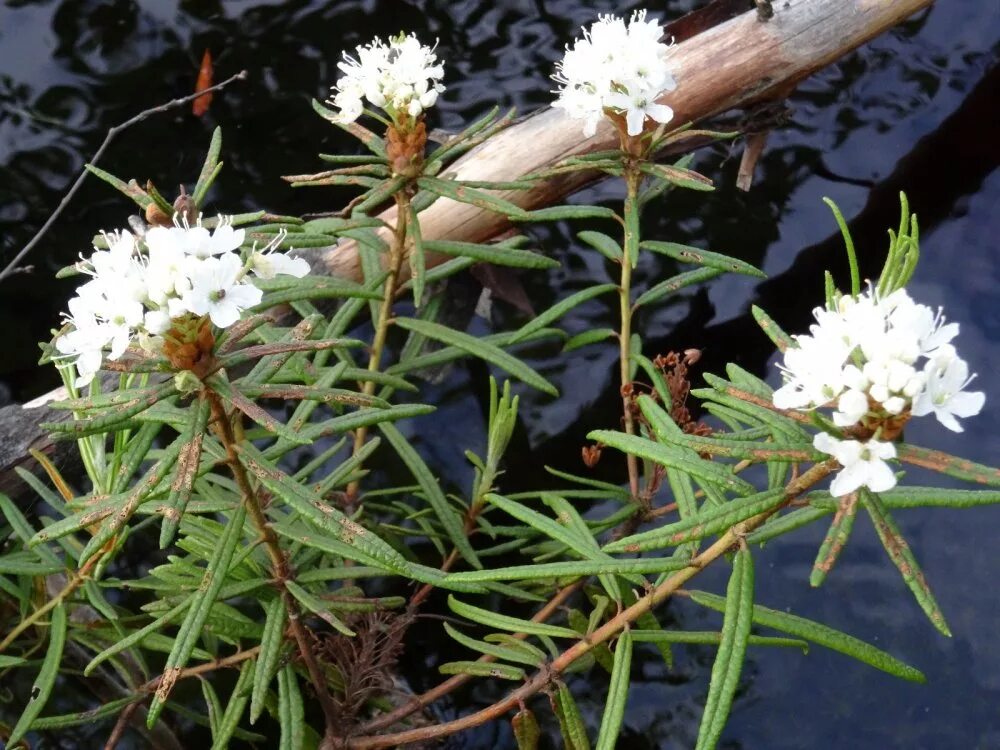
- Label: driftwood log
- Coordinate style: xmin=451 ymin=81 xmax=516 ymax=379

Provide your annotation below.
xmin=0 ymin=0 xmax=933 ymax=500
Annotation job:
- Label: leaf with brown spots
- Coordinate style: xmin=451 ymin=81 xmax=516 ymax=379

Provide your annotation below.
xmin=810 ymin=491 xmax=859 ymax=587
xmin=860 ymin=488 xmax=951 ymax=637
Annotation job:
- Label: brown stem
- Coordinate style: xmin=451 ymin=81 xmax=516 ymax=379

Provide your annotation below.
xmin=348 ymin=460 xmax=835 ymax=747
xmin=205 ymin=387 xmax=340 ymax=739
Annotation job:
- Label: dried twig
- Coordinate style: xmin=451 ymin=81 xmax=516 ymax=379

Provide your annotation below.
xmin=0 ymin=70 xmax=248 ymax=283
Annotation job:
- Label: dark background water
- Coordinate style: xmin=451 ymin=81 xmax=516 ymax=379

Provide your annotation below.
xmin=1 ymin=0 xmax=999 ymax=748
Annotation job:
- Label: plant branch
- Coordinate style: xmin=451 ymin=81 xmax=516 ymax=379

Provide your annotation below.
xmin=346 ymin=190 xmax=411 ymax=502
xmin=205 ymin=386 xmax=340 ymax=740
xmin=618 ymin=165 xmax=644 ymax=505
xmin=0 ymin=70 xmax=248 ymax=283
xmin=348 ymin=460 xmax=835 ymax=747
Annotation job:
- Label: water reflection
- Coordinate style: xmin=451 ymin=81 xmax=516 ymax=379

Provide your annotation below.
xmin=1 ymin=1 xmax=998 ymax=747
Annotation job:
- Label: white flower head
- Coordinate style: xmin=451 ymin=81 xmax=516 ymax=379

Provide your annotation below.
xmin=553 ymin=10 xmax=677 ymax=137
xmin=814 ymin=432 xmax=898 ymax=497
xmin=772 ymin=285 xmax=984 ymax=432
xmin=331 ymin=32 xmax=446 ymax=123
xmin=54 ymin=212 xmax=296 ymax=385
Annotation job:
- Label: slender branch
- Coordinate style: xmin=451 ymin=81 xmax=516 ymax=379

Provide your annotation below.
xmin=205 ymin=386 xmax=340 ymax=739
xmin=346 ymin=190 xmax=411 ymax=502
xmin=618 ymin=165 xmax=644 ymax=505
xmin=0 ymin=70 xmax=248 ymax=283
xmin=348 ymin=460 xmax=835 ymax=747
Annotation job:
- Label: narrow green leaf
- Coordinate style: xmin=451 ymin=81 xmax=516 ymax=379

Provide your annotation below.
xmin=551 ymin=681 xmax=591 ymax=750
xmin=42 ymin=379 xmax=177 ymax=437
xmin=160 ymin=394 xmax=211 ymax=548
xmin=407 ymin=202 xmax=426 ymax=308
xmin=193 ymin=126 xmax=223 ymax=206
xmin=417 ymin=176 xmax=529 ymax=218
xmin=394 ymin=317 xmax=558 ymax=396
xmin=516 ymin=204 xmax=620 ymax=222
xmin=379 ymin=422 xmax=481 ymax=569
xmin=631 ymin=630 xmax=807 ymax=650
xmin=688 ymin=590 xmax=926 ymax=682
xmin=860 ymin=489 xmax=951 ymax=636
xmin=84 ymin=163 xmax=152 ymax=209
xmin=513 ymin=707 xmax=541 ymax=750
xmin=210 ymin=659 xmax=254 ymax=750
xmin=239 ymin=442 xmax=411 ymax=574
xmin=443 ymin=622 xmax=544 ymax=665
xmin=85 ymin=598 xmax=191 ymax=675
xmin=605 ymin=488 xmax=784 ymax=553
xmin=425 ymin=237 xmax=559 ymax=269
xmin=639 ymin=162 xmax=714 ymax=191
xmin=577 ymin=230 xmax=623 ymax=262
xmin=445 ymin=556 xmax=688 ymax=583
xmin=634 ymin=267 xmax=722 ymax=308
xmin=595 ymin=630 xmax=633 ymax=750
xmin=751 ymin=306 xmax=794 ymax=353
xmin=278 ymin=665 xmax=305 ymax=750
xmin=78 ymin=438 xmax=185 ymax=564
xmin=30 ymin=695 xmax=143 ymax=730
xmin=447 ymin=594 xmax=579 ymax=638
xmin=896 ymin=444 xmax=1000 ymax=486
xmin=311 ymin=98 xmax=387 ymax=155
xmin=147 ymin=504 xmax=248 ymax=727
xmin=810 ymin=492 xmax=859 ymax=587
xmin=7 ymin=603 xmax=67 ymax=745
xmin=640 ymin=241 xmax=765 ymax=278
xmin=439 ymin=660 xmax=525 ymax=680
xmin=250 ymin=597 xmax=288 ymax=724
xmin=509 ymin=284 xmax=617 ymax=344
xmin=822 ymin=197 xmax=860 ymax=297
xmin=208 ymin=375 xmax=309 ymax=446
xmin=696 ymin=546 xmax=754 ymax=750
xmin=564 ymin=328 xmax=616 ymax=352
xmin=591 ymin=430 xmax=756 ymax=498
xmin=285 ymin=580 xmax=355 ymax=636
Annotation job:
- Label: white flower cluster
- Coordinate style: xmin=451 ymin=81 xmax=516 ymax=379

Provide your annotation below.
xmin=553 ymin=10 xmax=677 ymax=138
xmin=773 ymin=287 xmax=985 ymax=497
xmin=330 ymin=33 xmax=445 ymax=124
xmin=55 ymin=218 xmax=309 ymax=388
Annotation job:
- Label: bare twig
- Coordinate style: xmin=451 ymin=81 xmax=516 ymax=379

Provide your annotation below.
xmin=0 ymin=70 xmax=248 ymax=283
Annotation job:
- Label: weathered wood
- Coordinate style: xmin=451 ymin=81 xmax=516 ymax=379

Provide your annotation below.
xmin=0 ymin=0 xmax=933 ymax=499
xmin=314 ymin=0 xmax=935 ymax=283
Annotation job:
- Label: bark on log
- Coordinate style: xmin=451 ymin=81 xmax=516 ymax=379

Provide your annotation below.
xmin=0 ymin=0 xmax=934 ymax=500
xmin=314 ymin=0 xmax=935 ymax=283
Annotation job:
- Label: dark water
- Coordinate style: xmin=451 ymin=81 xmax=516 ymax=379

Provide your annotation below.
xmin=2 ymin=1 xmax=999 ymax=748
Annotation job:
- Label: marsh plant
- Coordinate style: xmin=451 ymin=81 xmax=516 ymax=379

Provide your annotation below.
xmin=2 ymin=13 xmax=998 ymax=750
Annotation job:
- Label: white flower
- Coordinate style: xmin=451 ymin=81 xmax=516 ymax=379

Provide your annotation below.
xmin=247 ymin=230 xmax=310 ymax=280
xmin=331 ymin=33 xmax=445 ymax=123
xmin=182 ymin=253 xmax=263 ymax=328
xmin=604 ymin=83 xmax=675 ymax=137
xmin=911 ymin=349 xmax=985 ymax=432
xmin=814 ymin=433 xmax=898 ymax=497
xmin=553 ymin=10 xmax=677 ymax=137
